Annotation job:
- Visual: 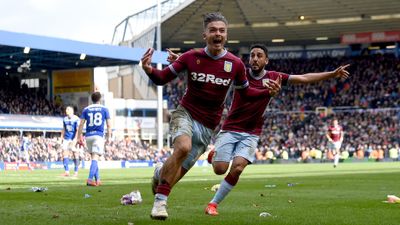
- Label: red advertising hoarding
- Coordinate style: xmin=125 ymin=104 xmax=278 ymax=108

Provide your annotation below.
xmin=341 ymin=31 xmax=400 ymax=44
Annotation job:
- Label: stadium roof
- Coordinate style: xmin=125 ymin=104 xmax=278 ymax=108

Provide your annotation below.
xmin=0 ymin=30 xmax=168 ymax=74
xmin=0 ymin=114 xmax=62 ymax=132
xmin=160 ymin=0 xmax=400 ymax=48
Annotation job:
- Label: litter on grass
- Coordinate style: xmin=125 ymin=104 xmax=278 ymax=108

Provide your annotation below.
xmin=31 ymin=187 xmax=48 ymax=192
xmin=121 ymin=190 xmax=142 ymax=205
xmin=211 ymin=184 xmax=220 ymax=192
xmin=383 ymin=195 xmax=400 ymax=203
xmin=259 ymin=212 xmax=272 ymax=217
xmin=287 ymin=182 xmax=301 ymax=187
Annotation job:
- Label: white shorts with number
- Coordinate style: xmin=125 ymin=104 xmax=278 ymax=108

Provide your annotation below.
xmin=85 ymin=136 xmax=105 ymax=156
xmin=19 ymin=150 xmax=29 ymax=162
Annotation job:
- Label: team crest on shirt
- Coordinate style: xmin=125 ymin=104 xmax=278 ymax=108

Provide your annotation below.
xmin=262 ymin=79 xmax=270 ymax=87
xmin=224 ymin=61 xmax=233 ymax=72
xmin=196 ymin=59 xmax=200 ymax=64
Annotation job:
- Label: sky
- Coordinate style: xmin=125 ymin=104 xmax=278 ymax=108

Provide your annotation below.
xmin=0 ymin=0 xmax=157 ymax=44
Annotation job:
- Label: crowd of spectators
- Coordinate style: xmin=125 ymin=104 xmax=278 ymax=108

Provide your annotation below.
xmin=0 ymin=135 xmax=60 ymax=162
xmin=257 ymin=109 xmax=399 ymax=161
xmin=103 ymin=137 xmax=169 ymax=162
xmin=0 ymin=53 xmax=399 ymax=164
xmin=0 ymin=83 xmax=62 ymax=116
xmin=268 ymin=54 xmax=399 ymax=111
xmin=0 ymin=134 xmax=172 ymax=163
xmin=164 ymin=54 xmax=400 ymax=111
xmin=0 ymin=106 xmax=399 ymax=163
xmin=161 ymin=53 xmax=400 ymax=162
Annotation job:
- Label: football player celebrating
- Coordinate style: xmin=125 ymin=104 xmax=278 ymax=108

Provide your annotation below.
xmin=141 ymin=12 xmax=278 ymax=220
xmin=205 ymin=44 xmax=350 ymax=216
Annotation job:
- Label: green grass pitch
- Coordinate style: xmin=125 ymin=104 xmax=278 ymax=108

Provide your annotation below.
xmin=1 ymin=162 xmax=400 ymax=225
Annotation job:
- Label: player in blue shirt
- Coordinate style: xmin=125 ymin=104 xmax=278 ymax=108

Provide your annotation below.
xmin=60 ymin=106 xmax=80 ymax=177
xmin=77 ymin=92 xmax=111 ymax=186
xmin=18 ymin=133 xmax=33 ymax=170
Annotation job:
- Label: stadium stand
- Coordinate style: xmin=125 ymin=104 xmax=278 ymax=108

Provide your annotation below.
xmin=164 ymin=54 xmax=400 ymax=110
xmin=0 ymin=81 xmax=63 ymax=116
xmin=258 ymin=109 xmax=399 ymax=162
xmin=0 ymin=134 xmax=173 ymax=163
xmin=0 ymin=52 xmax=399 ymax=163
xmin=161 ymin=52 xmax=400 ymax=163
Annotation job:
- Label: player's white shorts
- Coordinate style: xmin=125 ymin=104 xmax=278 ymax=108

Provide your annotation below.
xmin=85 ymin=136 xmax=105 ymax=156
xmin=62 ymin=139 xmax=77 ymax=152
xmin=213 ymin=131 xmax=259 ymax=163
xmin=328 ymin=141 xmax=342 ymax=152
xmin=171 ymin=105 xmax=213 ymax=170
xmin=19 ymin=150 xmax=29 ymax=161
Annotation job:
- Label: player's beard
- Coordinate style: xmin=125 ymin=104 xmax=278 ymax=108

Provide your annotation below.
xmin=251 ymin=66 xmax=265 ymax=76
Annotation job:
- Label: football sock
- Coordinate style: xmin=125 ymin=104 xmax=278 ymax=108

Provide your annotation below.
xmin=63 ymin=157 xmax=69 ymax=172
xmin=225 ymin=172 xmax=239 ymax=186
xmin=73 ymin=159 xmax=79 ymax=172
xmin=155 ymin=193 xmax=168 ymax=201
xmin=334 ymin=153 xmax=340 ymax=166
xmin=88 ymin=160 xmax=97 ymax=180
xmin=155 ymin=182 xmax=171 ymax=201
xmin=210 ymin=177 xmax=235 ymax=204
xmin=94 ymin=166 xmax=100 ymax=181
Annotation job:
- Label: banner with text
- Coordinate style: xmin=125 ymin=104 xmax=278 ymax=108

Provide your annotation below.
xmin=268 ymin=48 xmax=350 ymax=59
xmin=341 ymin=31 xmax=400 ymax=44
xmin=1 ymin=160 xmax=210 ymax=170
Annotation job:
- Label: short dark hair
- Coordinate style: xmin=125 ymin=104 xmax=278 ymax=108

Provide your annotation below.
xmin=203 ymin=12 xmax=228 ymax=29
xmin=91 ymin=92 xmax=102 ymax=103
xmin=250 ymin=43 xmax=268 ymax=58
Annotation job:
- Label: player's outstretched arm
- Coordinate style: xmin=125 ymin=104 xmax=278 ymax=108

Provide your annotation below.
xmin=140 ymin=48 xmax=177 ymax=85
xmin=289 ymin=64 xmax=350 ymax=84
xmin=141 ymin=48 xmax=154 ymax=74
xmin=236 ymin=84 xmax=265 ymax=99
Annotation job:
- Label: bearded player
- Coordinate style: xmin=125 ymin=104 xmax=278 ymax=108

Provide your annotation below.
xmin=205 ymin=44 xmax=350 ymax=216
xmin=141 ymin=12 xmax=281 ymax=220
